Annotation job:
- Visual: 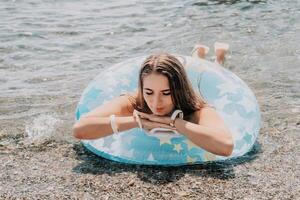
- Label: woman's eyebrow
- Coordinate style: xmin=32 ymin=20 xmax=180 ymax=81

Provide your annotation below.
xmin=144 ymin=88 xmax=170 ymax=92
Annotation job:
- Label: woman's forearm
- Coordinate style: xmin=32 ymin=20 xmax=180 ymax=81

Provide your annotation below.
xmin=174 ymin=118 xmax=234 ymax=156
xmin=73 ymin=116 xmax=138 ymax=140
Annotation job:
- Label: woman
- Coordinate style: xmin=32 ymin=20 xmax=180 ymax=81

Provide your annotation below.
xmin=73 ymin=43 xmax=234 ymax=157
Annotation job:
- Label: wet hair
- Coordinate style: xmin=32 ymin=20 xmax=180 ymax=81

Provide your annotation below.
xmin=128 ymin=53 xmax=206 ymax=118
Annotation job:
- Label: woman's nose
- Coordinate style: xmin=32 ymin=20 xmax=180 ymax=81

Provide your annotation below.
xmin=152 ymin=95 xmax=162 ymax=107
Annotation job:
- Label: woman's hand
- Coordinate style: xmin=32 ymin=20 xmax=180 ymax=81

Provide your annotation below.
xmin=136 ymin=111 xmax=175 ymax=131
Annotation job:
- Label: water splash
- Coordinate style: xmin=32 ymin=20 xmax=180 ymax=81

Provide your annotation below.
xmin=25 ymin=114 xmax=62 ymax=143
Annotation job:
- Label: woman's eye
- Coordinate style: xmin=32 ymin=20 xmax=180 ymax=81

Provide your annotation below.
xmin=144 ymin=92 xmax=170 ymax=96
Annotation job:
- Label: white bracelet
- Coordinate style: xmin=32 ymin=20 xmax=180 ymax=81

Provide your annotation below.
xmin=133 ymin=110 xmax=143 ymax=130
xmin=110 ymin=114 xmax=119 ymax=134
xmin=170 ymin=110 xmax=183 ymax=127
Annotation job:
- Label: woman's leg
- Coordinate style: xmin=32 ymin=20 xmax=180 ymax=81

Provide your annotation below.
xmin=215 ymin=49 xmax=227 ymax=65
xmin=191 ymin=44 xmax=210 ymax=59
xmin=197 ymin=47 xmax=207 ymax=59
xmin=214 ymin=42 xmax=229 ymax=65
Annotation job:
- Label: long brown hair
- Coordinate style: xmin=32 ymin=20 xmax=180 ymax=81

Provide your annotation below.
xmin=129 ymin=53 xmax=206 ymax=118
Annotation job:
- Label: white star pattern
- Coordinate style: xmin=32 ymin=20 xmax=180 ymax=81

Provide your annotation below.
xmin=184 ymin=140 xmax=199 ymax=150
xmin=204 ymin=151 xmax=216 ymax=161
xmin=122 ymin=149 xmax=134 ymax=158
xmin=213 ymin=95 xmax=230 ymax=110
xmin=173 ymin=144 xmax=183 ymax=153
xmin=122 ymin=134 xmax=136 ymax=145
xmin=109 ymin=137 xmax=123 ymax=156
xmin=238 ymin=95 xmax=257 ymax=113
xmin=187 ymin=155 xmax=197 ymax=163
xmin=103 ymin=75 xmax=119 ymax=88
xmin=229 ymin=126 xmax=242 ymax=141
xmin=147 ymin=153 xmax=155 ymax=161
xmin=244 ymin=120 xmax=256 ymax=135
xmin=216 ymin=81 xmax=241 ymax=97
xmin=158 ymin=136 xmax=172 ymax=146
xmin=89 ymin=138 xmax=111 ymax=153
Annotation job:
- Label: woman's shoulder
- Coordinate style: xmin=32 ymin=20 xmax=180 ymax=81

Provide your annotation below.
xmin=187 ymin=104 xmax=216 ymax=123
xmin=119 ymin=90 xmax=138 ymax=114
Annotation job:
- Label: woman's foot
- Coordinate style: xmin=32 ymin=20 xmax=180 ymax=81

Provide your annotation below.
xmin=191 ymin=44 xmax=210 ymax=59
xmin=214 ymin=42 xmax=229 ymax=65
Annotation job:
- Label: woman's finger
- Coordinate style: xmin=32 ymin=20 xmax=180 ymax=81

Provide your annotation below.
xmin=138 ymin=112 xmax=151 ymax=120
xmin=138 ymin=112 xmax=171 ymax=125
xmin=140 ymin=119 xmax=176 ymax=130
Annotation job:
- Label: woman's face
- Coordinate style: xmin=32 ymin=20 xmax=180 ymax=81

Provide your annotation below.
xmin=142 ymin=73 xmax=175 ymax=116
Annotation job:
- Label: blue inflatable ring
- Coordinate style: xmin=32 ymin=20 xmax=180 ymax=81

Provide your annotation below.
xmin=75 ymin=55 xmax=261 ymax=166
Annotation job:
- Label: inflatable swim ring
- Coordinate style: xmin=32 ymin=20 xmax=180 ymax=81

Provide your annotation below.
xmin=75 ymin=55 xmax=261 ymax=166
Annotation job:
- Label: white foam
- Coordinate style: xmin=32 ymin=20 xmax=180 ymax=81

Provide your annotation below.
xmin=25 ymin=114 xmax=62 ymax=142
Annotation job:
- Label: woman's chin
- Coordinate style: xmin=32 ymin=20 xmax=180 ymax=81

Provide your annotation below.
xmin=154 ymin=111 xmax=171 ymax=116
xmin=151 ymin=110 xmax=165 ymax=116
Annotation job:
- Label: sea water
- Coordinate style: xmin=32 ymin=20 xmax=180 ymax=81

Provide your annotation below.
xmin=0 ymin=0 xmax=299 ymax=143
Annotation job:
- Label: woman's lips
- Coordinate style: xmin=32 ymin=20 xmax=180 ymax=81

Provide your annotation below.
xmin=156 ymin=108 xmax=164 ymax=112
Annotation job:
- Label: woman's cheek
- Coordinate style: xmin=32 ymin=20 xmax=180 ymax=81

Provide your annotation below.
xmin=166 ymin=96 xmax=174 ymax=107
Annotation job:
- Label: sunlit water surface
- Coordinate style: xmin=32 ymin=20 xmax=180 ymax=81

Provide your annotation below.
xmin=0 ymin=0 xmax=299 ymax=145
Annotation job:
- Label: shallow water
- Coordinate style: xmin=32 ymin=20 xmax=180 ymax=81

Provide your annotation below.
xmin=1 ymin=0 xmax=300 ymax=199
xmin=0 ymin=0 xmax=299 ymax=134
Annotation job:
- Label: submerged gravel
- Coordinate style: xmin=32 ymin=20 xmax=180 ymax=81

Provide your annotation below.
xmin=0 ymin=103 xmax=299 ymax=199
xmin=1 ymin=0 xmax=300 ymax=199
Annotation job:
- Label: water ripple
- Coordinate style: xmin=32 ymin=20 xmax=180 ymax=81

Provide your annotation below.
xmin=0 ymin=0 xmax=299 ymax=140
